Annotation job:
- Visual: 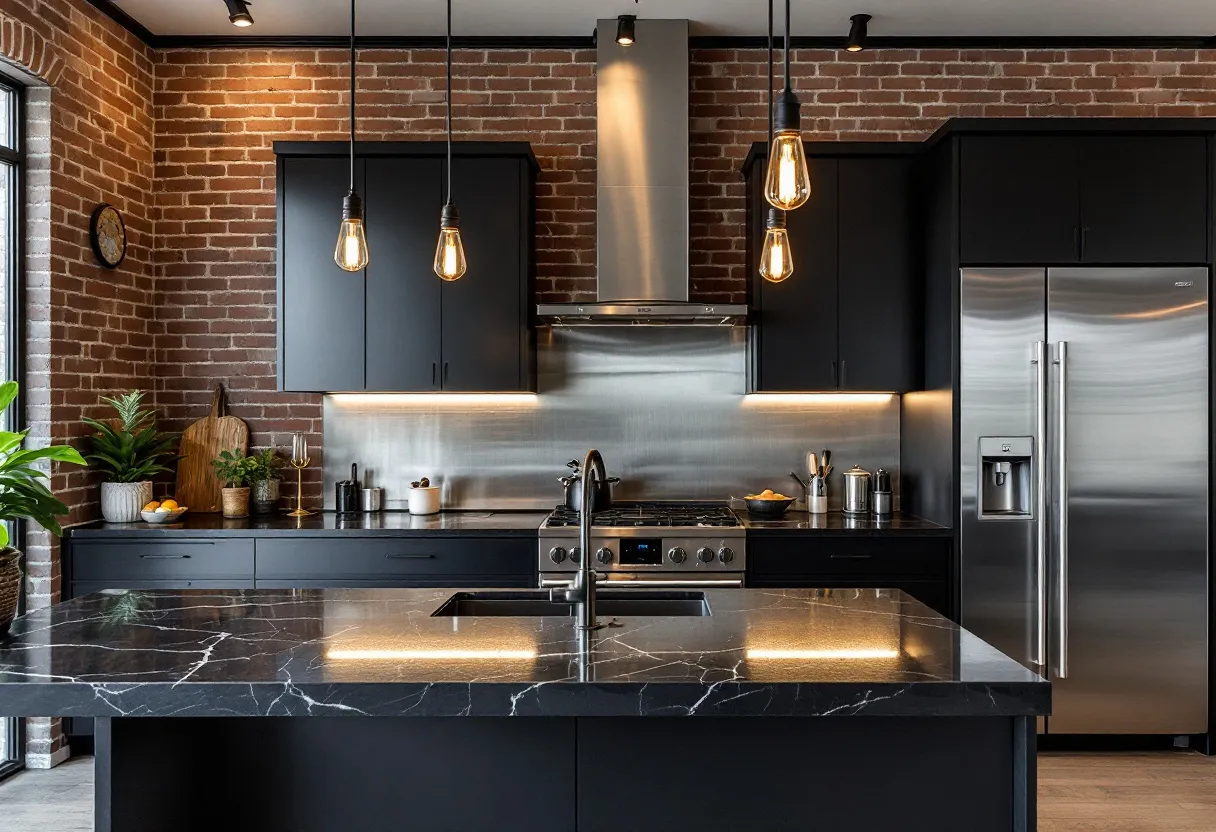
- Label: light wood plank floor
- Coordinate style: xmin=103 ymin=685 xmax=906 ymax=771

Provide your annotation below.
xmin=0 ymin=751 xmax=1212 ymax=830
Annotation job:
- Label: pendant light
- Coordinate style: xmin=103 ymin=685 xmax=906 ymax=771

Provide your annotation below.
xmin=759 ymin=0 xmax=793 ymax=283
xmin=763 ymin=0 xmax=810 ymax=212
xmin=334 ymin=0 xmax=369 ymax=272
xmin=433 ymin=0 xmax=467 ymax=281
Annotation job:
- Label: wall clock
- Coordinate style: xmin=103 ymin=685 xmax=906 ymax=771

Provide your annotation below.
xmin=89 ymin=203 xmax=127 ymax=269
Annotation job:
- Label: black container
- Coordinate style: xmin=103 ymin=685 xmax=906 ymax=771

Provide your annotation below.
xmin=336 ymin=463 xmax=360 ymax=514
xmin=872 ymin=468 xmax=893 ymax=517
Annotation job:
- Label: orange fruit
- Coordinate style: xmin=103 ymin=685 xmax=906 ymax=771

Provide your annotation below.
xmin=159 ymin=499 xmax=179 ymax=511
xmin=143 ymin=501 xmax=161 ymax=511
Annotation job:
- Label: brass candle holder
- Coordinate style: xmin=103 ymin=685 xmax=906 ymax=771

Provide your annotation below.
xmin=288 ymin=432 xmax=314 ymax=518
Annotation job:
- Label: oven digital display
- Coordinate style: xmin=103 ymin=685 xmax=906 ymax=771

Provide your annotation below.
xmin=619 ymin=538 xmax=664 ymax=566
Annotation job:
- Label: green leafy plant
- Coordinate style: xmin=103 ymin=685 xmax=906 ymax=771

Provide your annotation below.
xmin=247 ymin=448 xmax=283 ymax=483
xmin=82 ymin=390 xmax=179 ymax=483
xmin=211 ymin=449 xmax=258 ymax=488
xmin=0 ymin=381 xmax=86 ymax=547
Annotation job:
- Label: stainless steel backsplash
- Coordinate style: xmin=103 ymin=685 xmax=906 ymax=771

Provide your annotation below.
xmin=324 ymin=328 xmax=900 ymax=510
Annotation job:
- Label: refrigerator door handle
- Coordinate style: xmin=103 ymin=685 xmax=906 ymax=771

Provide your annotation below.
xmin=1053 ymin=340 xmax=1070 ymax=679
xmin=1032 ymin=341 xmax=1048 ymax=668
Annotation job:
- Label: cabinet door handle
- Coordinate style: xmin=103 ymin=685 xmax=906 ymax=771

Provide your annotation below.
xmin=830 ymin=360 xmax=838 ymax=387
xmin=432 ymin=362 xmax=437 ymax=388
xmin=1079 ymin=226 xmax=1088 ymax=260
xmin=385 ymin=554 xmax=435 ymax=560
xmin=829 ymin=553 xmax=872 ymax=560
xmin=839 ymin=359 xmax=847 ymax=390
xmin=443 ymin=363 xmax=450 ymax=385
xmin=139 ymin=554 xmax=191 ymax=560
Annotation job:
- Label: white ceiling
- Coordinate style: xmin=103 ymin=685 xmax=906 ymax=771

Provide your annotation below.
xmin=112 ymin=0 xmax=1216 ymax=38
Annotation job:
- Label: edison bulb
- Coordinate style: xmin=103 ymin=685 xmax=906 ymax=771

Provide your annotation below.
xmin=334 ymin=218 xmax=369 ymax=272
xmin=759 ymin=225 xmax=794 ymax=284
xmin=434 ymin=226 xmax=467 ymax=281
xmin=764 ymin=131 xmax=811 ymax=211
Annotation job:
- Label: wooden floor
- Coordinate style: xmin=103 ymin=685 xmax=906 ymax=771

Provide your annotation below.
xmin=0 ymin=752 xmax=1212 ymax=830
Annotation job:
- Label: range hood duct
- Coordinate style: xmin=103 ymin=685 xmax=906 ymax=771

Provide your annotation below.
xmin=537 ymin=19 xmax=747 ymax=327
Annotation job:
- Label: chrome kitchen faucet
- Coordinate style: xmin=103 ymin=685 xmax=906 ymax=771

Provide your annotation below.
xmin=550 ymin=449 xmax=605 ymax=630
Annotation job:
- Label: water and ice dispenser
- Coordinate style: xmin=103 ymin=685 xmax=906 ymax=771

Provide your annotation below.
xmin=977 ymin=437 xmax=1034 ymax=520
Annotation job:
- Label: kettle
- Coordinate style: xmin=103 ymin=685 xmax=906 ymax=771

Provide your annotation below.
xmin=842 ymin=465 xmax=871 ymax=516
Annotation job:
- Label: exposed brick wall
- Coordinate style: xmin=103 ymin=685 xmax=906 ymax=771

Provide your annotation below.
xmin=152 ymin=45 xmax=1216 ymax=509
xmin=1 ymin=0 xmax=154 ymax=768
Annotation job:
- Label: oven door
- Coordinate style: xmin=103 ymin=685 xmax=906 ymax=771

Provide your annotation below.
xmin=539 ymin=572 xmax=744 ymax=589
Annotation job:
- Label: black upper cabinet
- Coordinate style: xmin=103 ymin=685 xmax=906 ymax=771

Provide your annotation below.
xmin=837 ymin=157 xmax=919 ymax=392
xmin=276 ymin=143 xmax=537 ymax=393
xmin=746 ymin=147 xmax=921 ymax=393
xmin=441 ymin=158 xmax=528 ymax=392
xmin=365 ymin=157 xmax=443 ymax=391
xmin=751 ymin=159 xmax=839 ymax=392
xmin=960 ymin=133 xmax=1210 ymax=265
xmin=1077 ymin=135 xmax=1209 ymax=264
xmin=279 ymin=157 xmax=367 ymax=392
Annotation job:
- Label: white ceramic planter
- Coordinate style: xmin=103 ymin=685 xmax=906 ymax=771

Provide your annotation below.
xmin=101 ymin=481 xmax=152 ymax=523
xmin=408 ymin=486 xmax=441 ymax=516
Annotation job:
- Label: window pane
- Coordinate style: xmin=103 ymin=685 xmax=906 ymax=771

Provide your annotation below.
xmin=0 ymin=162 xmax=9 ymax=413
xmin=0 ymin=87 xmax=10 ymax=150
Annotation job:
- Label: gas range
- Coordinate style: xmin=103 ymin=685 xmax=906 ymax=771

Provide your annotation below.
xmin=538 ymin=501 xmax=746 ymax=588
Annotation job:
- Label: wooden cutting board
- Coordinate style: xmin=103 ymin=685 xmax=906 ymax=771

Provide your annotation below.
xmin=174 ymin=385 xmax=249 ymax=513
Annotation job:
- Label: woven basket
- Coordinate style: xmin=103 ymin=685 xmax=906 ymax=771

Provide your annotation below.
xmin=0 ymin=547 xmax=21 ymax=635
xmin=221 ymin=487 xmax=251 ymax=518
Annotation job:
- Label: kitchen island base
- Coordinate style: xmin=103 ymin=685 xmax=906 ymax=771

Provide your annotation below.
xmin=96 ymin=714 xmax=1035 ymax=832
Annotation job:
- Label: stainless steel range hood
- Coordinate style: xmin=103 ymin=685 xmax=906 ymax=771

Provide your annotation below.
xmin=536 ymin=19 xmax=748 ymax=327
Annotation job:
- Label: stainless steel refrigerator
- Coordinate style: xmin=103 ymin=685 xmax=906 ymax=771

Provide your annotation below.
xmin=960 ymin=267 xmax=1208 ymax=734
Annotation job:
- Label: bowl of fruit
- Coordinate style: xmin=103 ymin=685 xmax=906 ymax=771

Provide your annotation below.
xmin=141 ymin=499 xmax=188 ymax=524
xmin=744 ymin=489 xmax=795 ymax=518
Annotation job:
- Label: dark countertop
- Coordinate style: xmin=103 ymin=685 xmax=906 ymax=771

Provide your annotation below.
xmin=0 ymin=587 xmax=1047 ymax=719
xmin=65 ymin=510 xmax=551 ymax=538
xmin=736 ymin=510 xmax=951 ymax=536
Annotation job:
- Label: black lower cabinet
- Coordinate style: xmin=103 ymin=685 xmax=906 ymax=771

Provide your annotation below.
xmin=746 ymin=536 xmax=953 ymax=617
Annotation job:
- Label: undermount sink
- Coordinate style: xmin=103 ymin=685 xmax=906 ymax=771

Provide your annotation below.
xmin=431 ymin=590 xmax=711 ymax=618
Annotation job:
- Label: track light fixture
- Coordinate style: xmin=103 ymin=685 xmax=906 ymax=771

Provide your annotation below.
xmin=616 ymin=15 xmax=637 ymax=46
xmin=846 ymin=14 xmax=871 ymax=52
xmin=224 ymin=0 xmax=254 ymax=28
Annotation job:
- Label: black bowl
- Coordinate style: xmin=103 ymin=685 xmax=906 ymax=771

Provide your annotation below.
xmin=745 ymin=496 xmax=795 ymax=517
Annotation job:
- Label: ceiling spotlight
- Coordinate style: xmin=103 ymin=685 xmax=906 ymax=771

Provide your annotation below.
xmin=224 ymin=0 xmax=254 ymax=28
xmin=846 ymin=13 xmax=871 ymax=52
xmin=616 ymin=15 xmax=636 ymax=46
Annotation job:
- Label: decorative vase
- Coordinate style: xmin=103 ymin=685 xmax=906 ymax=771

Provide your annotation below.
xmin=251 ymin=479 xmax=280 ymax=514
xmin=221 ymin=487 xmax=251 ymax=519
xmin=100 ymin=480 xmax=152 ymax=523
xmin=0 ymin=547 xmax=21 ymax=635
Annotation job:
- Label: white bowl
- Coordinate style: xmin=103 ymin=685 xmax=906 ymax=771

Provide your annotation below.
xmin=141 ymin=508 xmax=188 ymax=524
xmin=407 ymin=487 xmax=441 ymax=516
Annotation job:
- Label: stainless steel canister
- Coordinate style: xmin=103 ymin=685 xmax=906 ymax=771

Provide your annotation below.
xmin=842 ymin=465 xmax=871 ymax=515
xmin=872 ymin=468 xmax=892 ymax=517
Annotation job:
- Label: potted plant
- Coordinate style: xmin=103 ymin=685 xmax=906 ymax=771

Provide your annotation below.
xmin=248 ymin=448 xmax=283 ymax=515
xmin=0 ymin=381 xmax=86 ymax=634
xmin=211 ymin=449 xmax=257 ymax=518
xmin=83 ymin=390 xmax=179 ymax=524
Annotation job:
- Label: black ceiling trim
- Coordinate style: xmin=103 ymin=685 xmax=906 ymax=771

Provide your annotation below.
xmin=152 ymin=34 xmax=597 ymax=50
xmin=84 ymin=0 xmax=157 ymax=46
xmin=691 ymin=35 xmax=1216 ymax=49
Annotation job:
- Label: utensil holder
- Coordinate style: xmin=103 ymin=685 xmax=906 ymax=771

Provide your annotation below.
xmin=361 ymin=487 xmax=383 ymax=512
xmin=808 ymin=476 xmax=828 ymax=514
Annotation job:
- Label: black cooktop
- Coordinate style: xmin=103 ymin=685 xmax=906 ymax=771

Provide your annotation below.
xmin=545 ymin=501 xmax=740 ymax=529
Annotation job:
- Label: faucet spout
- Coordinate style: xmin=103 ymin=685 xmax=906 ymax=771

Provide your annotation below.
xmin=568 ymin=449 xmax=604 ymax=630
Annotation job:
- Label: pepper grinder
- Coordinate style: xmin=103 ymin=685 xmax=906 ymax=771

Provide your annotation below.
xmin=336 ymin=463 xmax=360 ymax=514
xmin=872 ymin=468 xmax=893 ymax=518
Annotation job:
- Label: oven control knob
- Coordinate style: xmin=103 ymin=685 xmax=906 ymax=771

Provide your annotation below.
xmin=697 ymin=547 xmax=715 ymax=564
xmin=668 ymin=546 xmax=687 ymax=564
xmin=569 ymin=547 xmax=582 ymax=564
xmin=596 ymin=547 xmax=613 ymax=565
xmin=548 ymin=546 xmax=567 ymax=564
xmin=718 ymin=547 xmax=735 ymax=564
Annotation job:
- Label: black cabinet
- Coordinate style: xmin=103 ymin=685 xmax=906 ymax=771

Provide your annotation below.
xmin=960 ymin=134 xmax=1209 ymax=265
xmin=276 ymin=143 xmax=537 ymax=393
xmin=746 ymin=536 xmax=953 ymax=617
xmin=745 ymin=146 xmax=921 ymax=393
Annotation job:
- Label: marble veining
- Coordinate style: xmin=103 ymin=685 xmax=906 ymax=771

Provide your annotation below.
xmin=0 ymin=588 xmax=1048 ymax=719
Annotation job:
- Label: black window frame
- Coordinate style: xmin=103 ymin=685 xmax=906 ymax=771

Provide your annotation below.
xmin=0 ymin=75 xmax=27 ymax=783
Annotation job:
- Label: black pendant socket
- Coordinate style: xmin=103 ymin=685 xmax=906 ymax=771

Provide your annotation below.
xmin=616 ymin=15 xmax=637 ymax=46
xmin=847 ymin=14 xmax=871 ymax=52
xmin=773 ymin=87 xmax=801 ymax=134
xmin=765 ymin=207 xmax=787 ymax=230
xmin=440 ymin=202 xmax=460 ymax=229
xmin=342 ymin=190 xmax=364 ymax=222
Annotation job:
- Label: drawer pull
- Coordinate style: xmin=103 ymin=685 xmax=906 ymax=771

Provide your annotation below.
xmin=385 ymin=554 xmax=435 ymax=560
xmin=829 ymin=554 xmax=872 ymax=560
xmin=138 ymin=554 xmax=192 ymax=560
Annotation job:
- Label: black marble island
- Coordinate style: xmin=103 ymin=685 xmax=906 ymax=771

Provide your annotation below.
xmin=0 ymin=588 xmax=1047 ymax=832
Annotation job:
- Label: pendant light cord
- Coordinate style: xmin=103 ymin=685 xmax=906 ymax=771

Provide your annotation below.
xmin=349 ymin=0 xmax=356 ymax=192
xmin=783 ymin=0 xmax=791 ymax=92
xmin=445 ymin=0 xmax=453 ymax=206
xmin=767 ymin=0 xmax=773 ymax=145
